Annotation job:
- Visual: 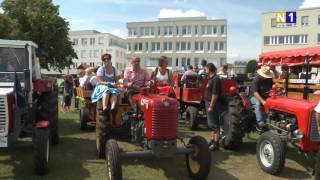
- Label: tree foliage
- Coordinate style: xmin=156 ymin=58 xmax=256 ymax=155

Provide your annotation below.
xmin=0 ymin=0 xmax=77 ymax=70
xmin=246 ymin=59 xmax=258 ymax=74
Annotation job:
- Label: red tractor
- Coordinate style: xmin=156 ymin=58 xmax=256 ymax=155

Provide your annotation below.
xmin=104 ymin=87 xmax=211 ymax=180
xmin=256 ymin=47 xmax=320 ymax=176
xmin=0 ymin=39 xmax=59 ymax=175
xmin=172 ymin=73 xmax=254 ymax=150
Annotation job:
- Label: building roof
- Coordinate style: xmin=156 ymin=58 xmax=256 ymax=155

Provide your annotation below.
xmin=262 ymin=6 xmax=320 ymax=14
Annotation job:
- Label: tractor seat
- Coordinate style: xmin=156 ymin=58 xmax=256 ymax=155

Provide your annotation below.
xmin=185 ymin=75 xmax=199 ymax=88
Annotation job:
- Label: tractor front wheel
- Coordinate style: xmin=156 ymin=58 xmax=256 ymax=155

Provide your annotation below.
xmin=185 ymin=106 xmax=199 ymax=130
xmin=257 ymin=131 xmax=286 ymax=175
xmin=96 ymin=113 xmax=109 ymax=158
xmin=79 ymin=107 xmax=89 ymax=130
xmin=186 ymin=136 xmax=211 ymax=180
xmin=33 ymin=128 xmax=50 ymax=176
xmin=106 ymin=139 xmax=122 ymax=180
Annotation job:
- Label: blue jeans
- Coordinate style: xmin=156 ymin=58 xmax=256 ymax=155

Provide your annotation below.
xmin=250 ymin=96 xmax=266 ymax=124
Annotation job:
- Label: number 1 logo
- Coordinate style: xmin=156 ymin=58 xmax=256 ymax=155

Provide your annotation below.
xmin=286 ymin=12 xmax=296 ymax=23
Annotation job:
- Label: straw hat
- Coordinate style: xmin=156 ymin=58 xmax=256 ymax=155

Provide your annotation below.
xmin=257 ymin=66 xmax=274 ymax=78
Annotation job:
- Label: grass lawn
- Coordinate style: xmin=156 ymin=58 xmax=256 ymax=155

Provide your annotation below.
xmin=0 ymin=101 xmax=316 ymax=180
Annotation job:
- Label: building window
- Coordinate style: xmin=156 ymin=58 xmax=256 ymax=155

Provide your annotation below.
xmin=176 ymin=26 xmax=179 ymax=35
xmin=318 ymin=15 xmax=320 ymax=25
xmin=98 ymin=37 xmax=104 ymax=45
xmin=182 ymin=58 xmax=186 ymax=65
xmin=195 ymin=25 xmax=198 ymax=35
xmin=220 ymin=25 xmax=225 ymax=34
xmin=176 ymin=42 xmax=180 ymax=51
xmin=138 ymin=43 xmax=142 ymax=51
xmin=128 ymin=28 xmax=137 ymax=36
xmin=187 ymin=58 xmax=191 ymax=65
xmin=176 ymin=58 xmax=179 ymax=66
xmin=140 ymin=27 xmax=154 ymax=36
xmin=279 ymin=36 xmax=284 ymax=44
xmin=164 ymin=26 xmax=173 ymax=35
xmin=195 ymin=42 xmax=204 ymax=51
xmin=318 ymin=34 xmax=320 ymax=43
xmin=301 ymin=16 xmax=309 ymax=26
xmin=213 ymin=26 xmax=217 ymax=34
xmin=164 ymin=42 xmax=172 ymax=51
xmin=145 ymin=42 xmax=148 ymax=51
xmin=127 ymin=43 xmax=131 ymax=51
xmin=181 ymin=42 xmax=186 ymax=51
xmin=271 ymin=18 xmax=276 ymax=28
xmin=134 ymin=43 xmax=138 ymax=51
xmin=151 ymin=42 xmax=160 ymax=51
xmin=90 ymin=38 xmax=95 ymax=45
xmin=293 ymin=35 xmax=300 ymax=43
xmin=182 ymin=25 xmax=192 ymax=35
xmin=219 ymin=42 xmax=224 ymax=50
xmin=206 ymin=25 xmax=212 ymax=34
xmin=81 ymin=50 xmax=86 ymax=58
xmin=214 ymin=42 xmax=218 ymax=50
xmin=72 ymin=38 xmax=78 ymax=45
xmin=207 ymin=42 xmax=211 ymax=51
xmin=81 ymin=38 xmax=87 ymax=46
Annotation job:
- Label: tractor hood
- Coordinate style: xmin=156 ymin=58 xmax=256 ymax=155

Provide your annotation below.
xmin=0 ymin=88 xmax=14 ymax=96
xmin=265 ymin=97 xmax=317 ymax=114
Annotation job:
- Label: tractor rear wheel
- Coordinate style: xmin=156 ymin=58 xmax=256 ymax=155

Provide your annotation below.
xmin=185 ymin=106 xmax=199 ymax=130
xmin=315 ymin=152 xmax=320 ymax=180
xmin=257 ymin=131 xmax=286 ymax=175
xmin=220 ymin=95 xmax=246 ymax=150
xmin=33 ymin=128 xmax=50 ymax=176
xmin=186 ymin=136 xmax=211 ymax=180
xmin=79 ymin=107 xmax=89 ymax=130
xmin=96 ymin=112 xmax=109 ymax=158
xmin=106 ymin=139 xmax=122 ymax=180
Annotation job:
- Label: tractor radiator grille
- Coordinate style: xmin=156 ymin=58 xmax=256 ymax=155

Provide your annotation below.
xmin=0 ymin=96 xmax=7 ymax=135
xmin=151 ymin=107 xmax=178 ymax=140
xmin=310 ymin=112 xmax=320 ymax=142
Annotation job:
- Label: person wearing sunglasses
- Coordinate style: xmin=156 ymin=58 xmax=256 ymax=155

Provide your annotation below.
xmin=91 ymin=53 xmax=120 ymax=125
xmin=123 ymin=56 xmax=150 ymax=105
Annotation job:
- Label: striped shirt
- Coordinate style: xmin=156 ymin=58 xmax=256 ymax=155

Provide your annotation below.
xmin=123 ymin=67 xmax=150 ymax=91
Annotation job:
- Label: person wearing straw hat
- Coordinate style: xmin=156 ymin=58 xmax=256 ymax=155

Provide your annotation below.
xmin=250 ymin=66 xmax=274 ymax=128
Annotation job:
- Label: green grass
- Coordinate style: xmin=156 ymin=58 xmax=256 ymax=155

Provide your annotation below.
xmin=0 ymin=102 xmax=316 ymax=180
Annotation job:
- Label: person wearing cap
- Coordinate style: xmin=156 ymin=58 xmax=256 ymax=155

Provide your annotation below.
xmin=250 ymin=66 xmax=274 ymax=128
xmin=181 ymin=65 xmax=197 ymax=82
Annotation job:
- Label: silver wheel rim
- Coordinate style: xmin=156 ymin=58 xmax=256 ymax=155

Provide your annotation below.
xmin=259 ymin=140 xmax=274 ymax=168
xmin=107 ymin=150 xmax=112 ymax=179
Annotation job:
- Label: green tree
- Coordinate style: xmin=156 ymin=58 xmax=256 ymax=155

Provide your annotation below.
xmin=0 ymin=0 xmax=77 ymax=70
xmin=246 ymin=59 xmax=258 ymax=74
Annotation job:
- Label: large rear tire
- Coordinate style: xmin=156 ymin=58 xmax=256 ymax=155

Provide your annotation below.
xmin=220 ymin=95 xmax=246 ymax=150
xmin=106 ymin=139 xmax=122 ymax=180
xmin=186 ymin=136 xmax=211 ymax=180
xmin=79 ymin=107 xmax=89 ymax=130
xmin=257 ymin=131 xmax=286 ymax=175
xmin=185 ymin=106 xmax=199 ymax=130
xmin=33 ymin=128 xmax=50 ymax=176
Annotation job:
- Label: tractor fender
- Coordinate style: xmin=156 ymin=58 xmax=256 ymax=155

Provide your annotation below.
xmin=33 ymin=80 xmax=54 ymax=93
xmin=36 ymin=120 xmax=49 ymax=129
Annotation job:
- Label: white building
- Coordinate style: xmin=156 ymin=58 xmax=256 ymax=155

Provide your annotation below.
xmin=262 ymin=7 xmax=320 ymax=53
xmin=126 ymin=17 xmax=227 ymax=70
xmin=42 ymin=30 xmax=127 ymax=75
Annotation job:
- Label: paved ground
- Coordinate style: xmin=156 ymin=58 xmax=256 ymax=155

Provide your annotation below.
xmin=0 ymin=105 xmax=316 ymax=180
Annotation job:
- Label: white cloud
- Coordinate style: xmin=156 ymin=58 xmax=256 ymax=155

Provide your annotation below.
xmin=299 ymin=0 xmax=320 ymax=9
xmin=66 ymin=18 xmax=86 ymax=23
xmin=0 ymin=7 xmax=3 ymax=14
xmin=157 ymin=9 xmax=205 ymax=18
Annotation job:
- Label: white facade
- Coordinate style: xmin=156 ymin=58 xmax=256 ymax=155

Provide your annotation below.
xmin=262 ymin=7 xmax=320 ymax=53
xmin=126 ymin=17 xmax=227 ymax=70
xmin=42 ymin=30 xmax=127 ymax=75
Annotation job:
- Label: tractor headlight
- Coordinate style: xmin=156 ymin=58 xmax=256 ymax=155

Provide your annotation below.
xmin=293 ymin=129 xmax=304 ymax=139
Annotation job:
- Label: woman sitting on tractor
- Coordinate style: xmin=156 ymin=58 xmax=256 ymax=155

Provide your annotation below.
xmin=150 ymin=56 xmax=175 ymax=97
xmin=91 ymin=53 xmax=120 ymax=124
xmin=150 ymin=56 xmax=173 ymax=86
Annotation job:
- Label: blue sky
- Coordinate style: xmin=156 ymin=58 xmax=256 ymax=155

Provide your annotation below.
xmin=1 ymin=0 xmax=320 ymax=61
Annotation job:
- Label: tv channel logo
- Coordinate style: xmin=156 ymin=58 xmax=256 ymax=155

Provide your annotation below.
xmin=276 ymin=12 xmax=296 ymax=23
